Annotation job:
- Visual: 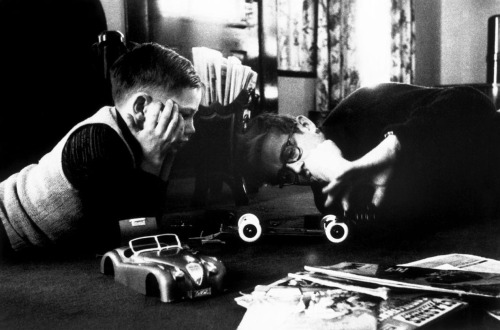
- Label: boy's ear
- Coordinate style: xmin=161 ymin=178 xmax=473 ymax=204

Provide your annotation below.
xmin=132 ymin=93 xmax=153 ymax=114
xmin=296 ymin=115 xmax=317 ymax=133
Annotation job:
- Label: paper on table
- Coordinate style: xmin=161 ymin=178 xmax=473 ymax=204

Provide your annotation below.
xmin=401 ymin=254 xmax=500 ymax=322
xmin=236 ymin=280 xmax=378 ymax=330
xmin=401 ymin=253 xmax=500 ymax=274
xmin=305 ymin=262 xmax=500 ymax=299
xmin=288 ymin=272 xmax=389 ymax=300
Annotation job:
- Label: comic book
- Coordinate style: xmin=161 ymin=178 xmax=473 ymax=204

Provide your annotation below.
xmin=305 ymin=262 xmax=500 ymax=299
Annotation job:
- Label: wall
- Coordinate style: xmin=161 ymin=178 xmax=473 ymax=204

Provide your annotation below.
xmin=282 ymin=0 xmax=500 ymax=116
xmin=99 ymin=1 xmax=500 ymax=116
xmin=413 ymin=0 xmax=441 ymax=86
xmin=100 ymin=0 xmax=126 ymax=34
xmin=415 ymin=0 xmax=500 ymax=86
xmin=278 ymin=76 xmax=316 ymax=116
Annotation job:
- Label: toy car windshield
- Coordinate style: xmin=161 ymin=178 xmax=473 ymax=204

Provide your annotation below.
xmin=129 ymin=234 xmax=182 ymax=254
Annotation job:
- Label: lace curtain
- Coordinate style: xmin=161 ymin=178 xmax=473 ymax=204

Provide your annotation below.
xmin=277 ymin=0 xmax=415 ymax=113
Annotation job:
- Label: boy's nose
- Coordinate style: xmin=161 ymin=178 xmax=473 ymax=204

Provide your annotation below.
xmin=184 ymin=118 xmax=195 ymax=136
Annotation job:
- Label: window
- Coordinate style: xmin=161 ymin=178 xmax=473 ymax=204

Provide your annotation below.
xmin=355 ymin=0 xmax=392 ymax=87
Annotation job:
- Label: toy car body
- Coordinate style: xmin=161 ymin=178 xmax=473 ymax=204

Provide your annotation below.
xmin=100 ymin=234 xmax=226 ymax=303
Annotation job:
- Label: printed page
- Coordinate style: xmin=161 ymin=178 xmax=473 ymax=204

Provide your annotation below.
xmin=236 ymin=273 xmax=467 ymax=330
xmin=220 ymin=59 xmax=227 ymax=105
xmin=402 ymin=254 xmax=500 ymax=323
xmin=224 ymin=59 xmax=233 ymax=106
xmin=305 ymin=262 xmax=500 ymax=298
xmin=237 ymin=281 xmax=378 ymax=330
xmin=192 ymin=48 xmax=258 ymax=106
xmin=401 ymin=254 xmax=500 ymax=274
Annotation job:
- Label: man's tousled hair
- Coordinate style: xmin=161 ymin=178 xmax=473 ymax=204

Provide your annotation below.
xmin=110 ymin=43 xmax=201 ymax=106
xmin=236 ymin=112 xmax=298 ymax=187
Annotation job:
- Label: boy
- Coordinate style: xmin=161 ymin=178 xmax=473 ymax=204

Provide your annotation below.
xmin=0 ymin=43 xmax=202 ymax=254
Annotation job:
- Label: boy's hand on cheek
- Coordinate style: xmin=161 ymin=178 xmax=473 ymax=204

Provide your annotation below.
xmin=128 ymin=100 xmax=183 ymax=176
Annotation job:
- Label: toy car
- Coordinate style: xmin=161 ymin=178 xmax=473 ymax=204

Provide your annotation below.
xmin=100 ymin=233 xmax=226 ymax=303
xmin=191 ymin=212 xmax=350 ymax=244
xmin=235 ymin=213 xmax=350 ymax=244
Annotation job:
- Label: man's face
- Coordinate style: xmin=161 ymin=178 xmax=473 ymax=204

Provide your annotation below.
xmin=260 ymin=126 xmax=325 ymax=186
xmin=159 ymin=87 xmax=202 ymax=150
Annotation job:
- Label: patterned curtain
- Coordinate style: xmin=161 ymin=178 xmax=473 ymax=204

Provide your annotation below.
xmin=314 ymin=0 xmax=415 ymax=112
xmin=390 ymin=0 xmax=415 ymax=83
xmin=277 ymin=0 xmax=316 ymax=72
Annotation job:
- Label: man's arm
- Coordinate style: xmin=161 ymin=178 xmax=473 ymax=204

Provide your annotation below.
xmin=303 ymin=133 xmax=400 ymax=213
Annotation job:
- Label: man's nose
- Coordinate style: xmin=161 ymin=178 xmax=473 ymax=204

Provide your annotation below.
xmin=286 ymin=161 xmax=304 ymax=174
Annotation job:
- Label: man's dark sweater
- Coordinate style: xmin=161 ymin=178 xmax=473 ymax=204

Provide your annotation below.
xmin=315 ymin=83 xmax=500 ymax=227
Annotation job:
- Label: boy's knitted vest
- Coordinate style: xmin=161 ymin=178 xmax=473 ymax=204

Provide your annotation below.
xmin=0 ymin=107 xmax=135 ymax=250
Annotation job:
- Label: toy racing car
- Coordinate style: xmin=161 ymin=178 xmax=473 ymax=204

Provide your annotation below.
xmin=191 ymin=212 xmax=350 ymax=244
xmin=100 ymin=234 xmax=226 ymax=303
xmin=235 ymin=213 xmax=349 ymax=244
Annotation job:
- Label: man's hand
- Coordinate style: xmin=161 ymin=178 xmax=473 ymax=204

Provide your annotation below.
xmin=302 ymin=140 xmax=357 ymax=211
xmin=126 ymin=100 xmax=184 ymax=176
xmin=303 ymin=135 xmax=400 ymax=213
xmin=302 ymin=140 xmax=352 ymax=185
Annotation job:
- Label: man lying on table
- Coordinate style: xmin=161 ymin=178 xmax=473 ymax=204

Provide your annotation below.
xmin=237 ymin=83 xmax=500 ymax=234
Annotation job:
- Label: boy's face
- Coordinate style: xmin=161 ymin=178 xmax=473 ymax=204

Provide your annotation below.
xmin=159 ymin=87 xmax=202 ymax=150
xmin=260 ymin=126 xmax=325 ymax=186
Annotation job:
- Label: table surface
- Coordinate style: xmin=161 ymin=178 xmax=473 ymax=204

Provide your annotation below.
xmin=1 ymin=183 xmax=500 ymax=329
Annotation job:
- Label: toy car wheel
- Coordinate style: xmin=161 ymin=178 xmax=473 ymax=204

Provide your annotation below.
xmin=321 ymin=214 xmax=337 ymax=229
xmin=325 ymin=220 xmax=349 ymax=243
xmin=145 ymin=274 xmax=161 ymax=298
xmin=102 ymin=257 xmax=115 ymax=277
xmin=238 ymin=213 xmax=259 ymax=227
xmin=238 ymin=213 xmax=262 ymax=243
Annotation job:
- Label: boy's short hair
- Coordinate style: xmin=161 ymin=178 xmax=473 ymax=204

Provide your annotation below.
xmin=236 ymin=112 xmax=298 ymax=187
xmin=110 ymin=43 xmax=201 ymax=106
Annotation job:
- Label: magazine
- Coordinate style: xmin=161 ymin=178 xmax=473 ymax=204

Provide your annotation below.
xmin=400 ymin=253 xmax=500 ymax=274
xmin=401 ymin=254 xmax=500 ymax=322
xmin=235 ymin=274 xmax=467 ymax=330
xmin=236 ymin=275 xmax=380 ymax=330
xmin=305 ymin=262 xmax=500 ymax=299
xmin=192 ymin=47 xmax=257 ymax=106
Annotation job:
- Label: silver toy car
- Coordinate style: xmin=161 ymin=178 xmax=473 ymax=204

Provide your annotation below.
xmin=100 ymin=233 xmax=226 ymax=302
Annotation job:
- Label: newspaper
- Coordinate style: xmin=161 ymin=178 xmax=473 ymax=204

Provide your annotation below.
xmin=235 ymin=254 xmax=499 ymax=329
xmin=400 ymin=253 xmax=500 ymax=273
xmin=305 ymin=262 xmax=500 ymax=299
xmin=401 ymin=254 xmax=500 ymax=321
xmin=288 ymin=272 xmax=389 ymax=300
